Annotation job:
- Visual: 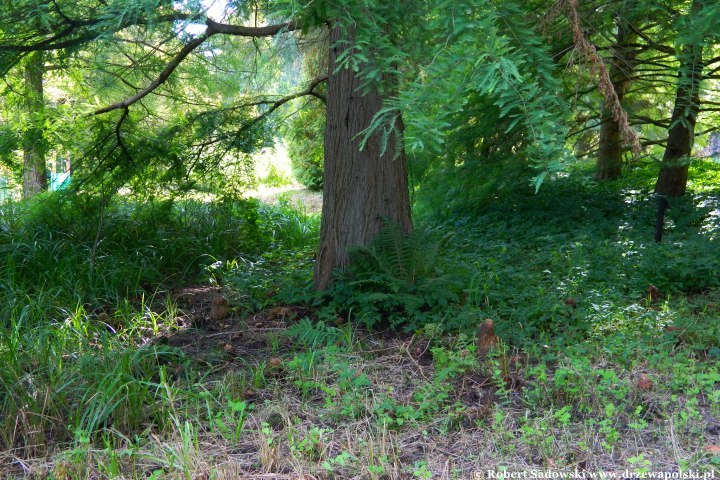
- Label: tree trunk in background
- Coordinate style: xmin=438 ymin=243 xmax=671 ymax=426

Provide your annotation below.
xmin=22 ymin=51 xmax=47 ymax=198
xmin=314 ymin=26 xmax=412 ymax=290
xmin=654 ymin=37 xmax=703 ymax=197
xmin=595 ymin=18 xmax=636 ymax=181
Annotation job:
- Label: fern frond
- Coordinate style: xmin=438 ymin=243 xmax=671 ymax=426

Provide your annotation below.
xmin=285 ymin=317 xmax=340 ymax=348
xmin=349 ymin=220 xmax=449 ymax=285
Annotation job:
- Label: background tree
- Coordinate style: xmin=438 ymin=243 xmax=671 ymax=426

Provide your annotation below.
xmin=595 ymin=12 xmax=638 ymax=180
xmin=655 ymin=0 xmax=715 ymax=197
xmin=0 ymin=0 xmax=573 ymax=288
xmin=21 ymin=51 xmax=48 ymax=198
xmin=552 ymin=0 xmax=719 ymax=191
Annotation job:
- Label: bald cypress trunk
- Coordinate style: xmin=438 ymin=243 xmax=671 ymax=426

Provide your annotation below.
xmin=655 ymin=1 xmax=704 ymax=197
xmin=314 ymin=26 xmax=411 ymax=290
xmin=595 ymin=18 xmax=636 ymax=181
xmin=22 ymin=51 xmax=47 ymax=199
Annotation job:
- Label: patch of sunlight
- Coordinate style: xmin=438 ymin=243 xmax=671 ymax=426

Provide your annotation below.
xmin=620 ymin=189 xmax=642 ymax=204
xmin=253 ymin=143 xmax=293 ymax=182
xmin=244 ymin=143 xmax=323 ymax=213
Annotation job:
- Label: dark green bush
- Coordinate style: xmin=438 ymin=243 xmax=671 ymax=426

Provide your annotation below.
xmin=285 ymin=101 xmax=325 ymax=191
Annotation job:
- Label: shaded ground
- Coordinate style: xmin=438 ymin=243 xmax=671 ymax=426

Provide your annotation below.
xmin=162 ymin=285 xmax=311 ymax=363
xmin=92 ymin=285 xmax=716 ymax=479
xmin=3 ymin=281 xmax=718 ymax=479
xmin=3 ymin=173 xmax=719 ymax=479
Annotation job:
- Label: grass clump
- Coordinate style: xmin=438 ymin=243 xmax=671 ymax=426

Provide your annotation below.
xmin=0 ymin=192 xmax=319 ymax=468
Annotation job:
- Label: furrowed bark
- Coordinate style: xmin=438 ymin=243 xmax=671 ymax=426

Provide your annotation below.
xmin=314 ymin=26 xmax=412 ymax=290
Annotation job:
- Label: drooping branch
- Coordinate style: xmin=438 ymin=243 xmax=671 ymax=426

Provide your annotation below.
xmin=193 ymin=75 xmax=328 ymax=144
xmin=205 ymin=19 xmax=296 ymax=37
xmin=115 ymin=107 xmax=132 ymax=162
xmin=629 ymin=114 xmax=670 ymax=128
xmin=95 ymin=19 xmax=298 ymax=115
xmin=155 ymin=76 xmax=328 ymax=185
xmin=0 ymin=14 xmax=196 ymax=52
xmin=565 ymin=0 xmax=642 ymax=156
xmin=625 ymin=24 xmax=675 ymax=56
xmin=231 ymin=75 xmax=327 ymax=136
xmin=94 ymin=33 xmax=211 ymax=114
xmin=0 ymin=12 xmax=200 ymax=77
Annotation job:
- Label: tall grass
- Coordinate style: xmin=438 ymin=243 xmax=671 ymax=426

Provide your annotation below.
xmin=0 ymin=193 xmax=320 ymax=457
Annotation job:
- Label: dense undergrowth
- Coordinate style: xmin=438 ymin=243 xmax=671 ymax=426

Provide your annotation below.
xmin=1 ymin=162 xmax=719 ymax=478
xmin=0 ymin=193 xmax=318 ymax=462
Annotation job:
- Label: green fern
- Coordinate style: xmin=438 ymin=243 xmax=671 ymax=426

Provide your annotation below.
xmin=285 ymin=317 xmax=341 ymax=348
xmin=348 ymin=221 xmax=453 ymax=285
xmin=332 ymin=222 xmax=462 ymax=330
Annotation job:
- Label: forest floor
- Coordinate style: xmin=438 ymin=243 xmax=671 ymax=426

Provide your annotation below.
xmin=0 ymin=164 xmax=719 ymax=479
xmin=12 ymin=281 xmax=711 ymax=479
xmin=123 ymin=287 xmax=718 ymax=479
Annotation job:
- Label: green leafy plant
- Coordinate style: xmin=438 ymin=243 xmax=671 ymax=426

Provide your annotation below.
xmin=286 ymin=318 xmax=343 ymax=348
xmin=319 ymin=221 xmax=463 ymax=330
xmin=284 ymin=100 xmax=325 ymax=191
xmin=210 ymin=399 xmax=251 ymax=444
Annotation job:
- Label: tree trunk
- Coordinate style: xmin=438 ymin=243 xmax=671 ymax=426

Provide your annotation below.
xmin=314 ymin=26 xmax=412 ymax=290
xmin=595 ymin=18 xmax=636 ymax=181
xmin=22 ymin=51 xmax=47 ymax=199
xmin=655 ymin=2 xmax=704 ymax=197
